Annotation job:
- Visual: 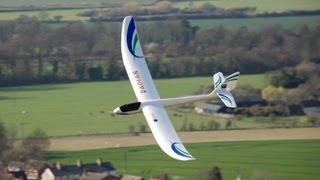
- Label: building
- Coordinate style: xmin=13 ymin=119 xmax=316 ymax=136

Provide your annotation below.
xmin=25 ymin=160 xmax=49 ymax=180
xmin=194 ymin=102 xmax=233 ymax=117
xmin=302 ymin=100 xmax=320 ymax=116
xmin=7 ymin=161 xmax=27 ymax=180
xmin=80 ymin=172 xmax=120 ymax=180
xmin=41 ymin=159 xmax=116 ymax=180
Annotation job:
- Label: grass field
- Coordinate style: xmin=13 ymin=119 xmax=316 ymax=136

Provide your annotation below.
xmin=0 ymin=0 xmax=153 ymax=7
xmin=0 ymin=9 xmax=89 ymax=21
xmin=45 ymin=139 xmax=320 ymax=180
xmin=190 ymin=15 xmax=320 ymax=30
xmin=174 ymin=0 xmax=320 ymax=13
xmin=0 ymin=74 xmax=271 ymax=137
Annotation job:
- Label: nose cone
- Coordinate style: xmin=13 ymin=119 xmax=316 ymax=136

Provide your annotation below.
xmin=113 ymin=107 xmax=121 ymax=115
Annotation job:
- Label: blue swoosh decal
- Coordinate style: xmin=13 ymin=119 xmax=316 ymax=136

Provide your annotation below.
xmin=127 ymin=17 xmax=143 ymax=58
xmin=171 ymin=142 xmax=193 ymax=159
xmin=215 ymin=76 xmax=221 ymax=88
xmin=218 ymin=93 xmax=232 ymax=105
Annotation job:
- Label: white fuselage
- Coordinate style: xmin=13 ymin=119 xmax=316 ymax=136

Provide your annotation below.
xmin=113 ymin=92 xmax=216 ymax=115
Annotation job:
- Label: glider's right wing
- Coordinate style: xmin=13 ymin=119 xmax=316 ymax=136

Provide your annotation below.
xmin=142 ymin=104 xmax=195 ymax=161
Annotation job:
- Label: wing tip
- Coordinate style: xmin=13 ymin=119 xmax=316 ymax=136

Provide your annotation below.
xmin=171 ymin=142 xmax=196 ymax=161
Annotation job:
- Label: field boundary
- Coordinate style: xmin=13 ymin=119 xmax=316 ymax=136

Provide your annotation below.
xmin=48 ymin=127 xmax=320 ymax=151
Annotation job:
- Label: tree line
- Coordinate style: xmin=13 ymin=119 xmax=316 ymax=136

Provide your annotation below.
xmin=0 ymin=15 xmax=319 ymax=86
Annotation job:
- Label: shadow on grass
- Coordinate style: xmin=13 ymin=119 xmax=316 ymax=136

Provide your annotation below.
xmin=44 ymin=152 xmax=68 ymax=161
xmin=0 ymin=96 xmax=33 ymax=101
xmin=0 ymin=85 xmax=71 ymax=92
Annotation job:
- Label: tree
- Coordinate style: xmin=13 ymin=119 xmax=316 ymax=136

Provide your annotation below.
xmin=0 ymin=122 xmax=8 ymax=159
xmin=202 ymin=166 xmax=223 ymax=180
xmin=308 ymin=116 xmax=320 ymax=127
xmin=53 ymin=15 xmax=63 ymax=22
xmin=137 ymin=123 xmax=148 ymax=133
xmin=20 ymin=128 xmax=50 ymax=160
xmin=128 ymin=125 xmax=135 ymax=133
xmin=267 ymin=67 xmax=305 ymax=88
xmin=38 ymin=11 xmax=49 ymax=21
xmin=225 ymin=119 xmax=232 ymax=129
xmin=261 ymin=85 xmax=285 ymax=102
xmin=180 ymin=120 xmax=187 ymax=131
xmin=188 ymin=122 xmax=195 ymax=131
xmin=207 ymin=120 xmax=220 ymax=130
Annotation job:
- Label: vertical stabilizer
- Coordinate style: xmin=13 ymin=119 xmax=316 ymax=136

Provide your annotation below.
xmin=213 ymin=72 xmax=224 ymax=90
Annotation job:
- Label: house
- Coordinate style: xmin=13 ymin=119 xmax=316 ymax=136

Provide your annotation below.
xmin=82 ymin=158 xmax=116 ymax=176
xmin=7 ymin=161 xmax=25 ymax=172
xmin=7 ymin=161 xmax=27 ymax=180
xmin=302 ymin=100 xmax=320 ymax=116
xmin=41 ymin=162 xmax=73 ymax=180
xmin=195 ymin=100 xmax=268 ymax=116
xmin=41 ymin=159 xmax=116 ymax=180
xmin=25 ymin=160 xmax=49 ymax=180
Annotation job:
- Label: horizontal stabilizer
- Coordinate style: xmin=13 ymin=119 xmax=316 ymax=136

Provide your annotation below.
xmin=217 ymin=90 xmax=237 ymax=108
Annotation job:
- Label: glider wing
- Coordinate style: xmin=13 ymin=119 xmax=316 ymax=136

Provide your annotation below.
xmin=121 ymin=16 xmax=160 ymax=101
xmin=142 ymin=104 xmax=195 ymax=161
xmin=121 ymin=16 xmax=194 ymax=161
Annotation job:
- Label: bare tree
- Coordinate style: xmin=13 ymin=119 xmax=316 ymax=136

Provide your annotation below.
xmin=20 ymin=128 xmax=50 ymax=160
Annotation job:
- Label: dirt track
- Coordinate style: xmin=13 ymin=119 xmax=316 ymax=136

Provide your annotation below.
xmin=49 ymin=128 xmax=320 ymax=151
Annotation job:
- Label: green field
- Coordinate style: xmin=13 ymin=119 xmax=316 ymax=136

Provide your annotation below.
xmin=0 ymin=75 xmax=271 ymax=137
xmin=0 ymin=9 xmax=89 ymax=21
xmin=174 ymin=0 xmax=320 ymax=13
xmin=45 ymin=139 xmax=320 ymax=180
xmin=190 ymin=15 xmax=320 ymax=30
xmin=0 ymin=0 xmax=153 ymax=7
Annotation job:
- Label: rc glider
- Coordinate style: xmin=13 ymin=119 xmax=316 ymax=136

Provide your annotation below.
xmin=113 ymin=16 xmax=240 ymax=161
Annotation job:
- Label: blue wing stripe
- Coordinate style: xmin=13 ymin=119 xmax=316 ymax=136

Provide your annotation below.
xmin=126 ymin=17 xmax=143 ymax=58
xmin=171 ymin=142 xmax=194 ymax=158
xmin=218 ymin=93 xmax=232 ymax=104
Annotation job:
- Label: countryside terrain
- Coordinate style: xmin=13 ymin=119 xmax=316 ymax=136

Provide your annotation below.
xmin=0 ymin=0 xmax=319 ymax=179
xmin=0 ymin=0 xmax=319 ymax=30
xmin=46 ymin=139 xmax=320 ymax=180
xmin=1 ymin=74 xmax=268 ymax=137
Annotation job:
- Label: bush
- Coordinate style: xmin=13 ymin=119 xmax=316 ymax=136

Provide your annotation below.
xmin=308 ymin=115 xmax=320 ymax=127
xmin=207 ymin=120 xmax=220 ymax=130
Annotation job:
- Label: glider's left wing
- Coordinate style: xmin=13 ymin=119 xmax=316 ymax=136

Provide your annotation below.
xmin=121 ymin=16 xmax=194 ymax=161
xmin=121 ymin=16 xmax=160 ymax=101
xmin=142 ymin=104 xmax=195 ymax=161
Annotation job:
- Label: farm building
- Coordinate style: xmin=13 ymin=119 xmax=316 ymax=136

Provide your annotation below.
xmin=194 ymin=100 xmax=268 ymax=116
xmin=302 ymin=100 xmax=320 ymax=116
xmin=195 ymin=100 xmax=307 ymax=116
